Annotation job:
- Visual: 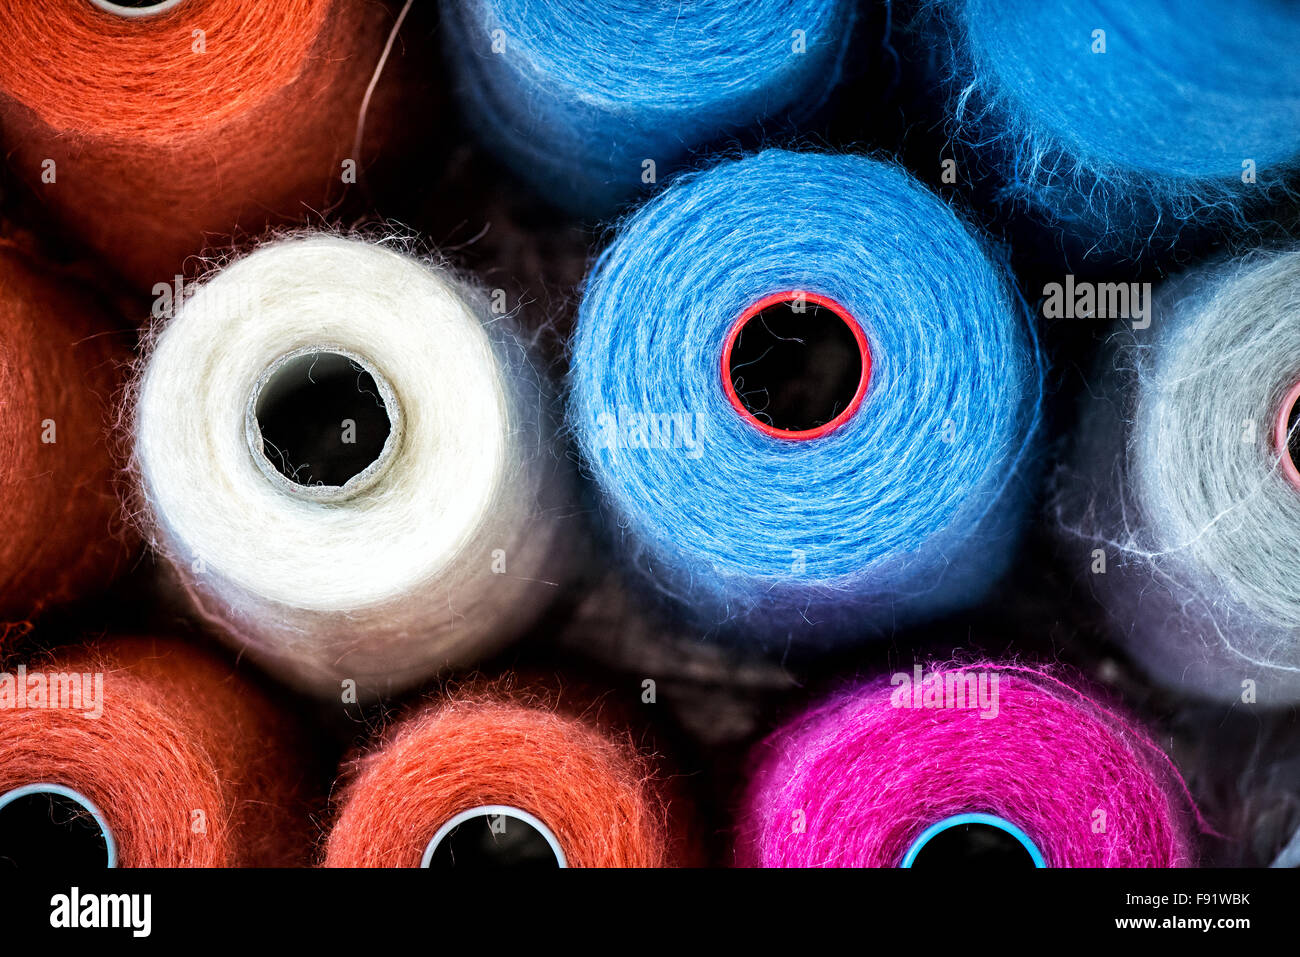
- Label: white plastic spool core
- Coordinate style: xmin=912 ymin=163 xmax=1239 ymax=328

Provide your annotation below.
xmin=88 ymin=0 xmax=187 ymax=17
xmin=421 ymin=805 xmax=567 ymax=868
xmin=247 ymin=347 xmax=402 ymax=503
xmin=0 ymin=783 xmax=118 ymax=868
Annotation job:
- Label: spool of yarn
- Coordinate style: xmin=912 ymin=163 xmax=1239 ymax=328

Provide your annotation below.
xmin=0 ymin=240 xmax=131 ymax=626
xmin=1060 ymin=249 xmax=1300 ymax=705
xmin=570 ymin=150 xmax=1041 ymax=646
xmin=323 ymin=682 xmax=686 ymax=868
xmin=439 ymin=0 xmax=858 ymax=217
xmin=0 ymin=635 xmax=318 ymax=867
xmin=921 ymin=0 xmax=1300 ymax=259
xmin=0 ymin=0 xmax=428 ymax=288
xmin=736 ymin=663 xmax=1196 ymax=867
xmin=131 ymin=233 xmax=575 ymax=698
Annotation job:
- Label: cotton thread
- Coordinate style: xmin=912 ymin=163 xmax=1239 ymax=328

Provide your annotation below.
xmin=323 ymin=681 xmax=687 ymax=868
xmin=570 ymin=150 xmax=1042 ymax=644
xmin=0 ymin=0 xmax=428 ymax=287
xmin=736 ymin=663 xmax=1196 ymax=867
xmin=0 ymin=636 xmax=319 ymax=867
xmin=131 ymin=234 xmax=575 ymax=698
xmin=922 ymin=0 xmax=1300 ymax=259
xmin=1060 ymin=249 xmax=1300 ymax=705
xmin=0 ymin=241 xmax=132 ymax=627
xmin=439 ymin=0 xmax=858 ymax=217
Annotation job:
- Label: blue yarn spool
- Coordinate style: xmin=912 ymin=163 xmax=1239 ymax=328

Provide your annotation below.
xmin=926 ymin=0 xmax=1300 ymax=259
xmin=439 ymin=0 xmax=857 ymax=218
xmin=570 ymin=150 xmax=1042 ymax=645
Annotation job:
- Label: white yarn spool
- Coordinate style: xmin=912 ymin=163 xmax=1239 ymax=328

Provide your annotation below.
xmin=1060 ymin=249 xmax=1300 ymax=705
xmin=132 ymin=235 xmax=573 ymax=697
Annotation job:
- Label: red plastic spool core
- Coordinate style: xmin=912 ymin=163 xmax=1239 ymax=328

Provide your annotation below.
xmin=720 ymin=291 xmax=871 ymax=441
xmin=1274 ymin=379 xmax=1300 ymax=491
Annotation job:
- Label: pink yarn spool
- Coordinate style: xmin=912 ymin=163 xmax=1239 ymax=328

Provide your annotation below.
xmin=736 ymin=663 xmax=1197 ymax=867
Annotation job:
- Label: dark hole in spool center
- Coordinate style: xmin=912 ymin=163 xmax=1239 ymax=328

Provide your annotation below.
xmin=255 ymin=351 xmax=392 ymax=489
xmin=724 ymin=294 xmax=867 ymax=436
xmin=908 ymin=822 xmax=1039 ymax=869
xmin=0 ymin=792 xmax=111 ymax=869
xmin=425 ymin=812 xmax=562 ymax=869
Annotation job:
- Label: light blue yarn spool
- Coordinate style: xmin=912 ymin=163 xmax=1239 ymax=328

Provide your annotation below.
xmin=927 ymin=0 xmax=1300 ymax=259
xmin=439 ymin=0 xmax=857 ymax=218
xmin=570 ymin=150 xmax=1042 ymax=646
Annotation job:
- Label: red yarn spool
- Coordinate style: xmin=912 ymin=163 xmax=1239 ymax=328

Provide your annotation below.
xmin=0 ymin=241 xmax=132 ymax=628
xmin=323 ymin=680 xmax=692 ymax=868
xmin=0 ymin=0 xmax=431 ymax=289
xmin=0 ymin=635 xmax=320 ymax=867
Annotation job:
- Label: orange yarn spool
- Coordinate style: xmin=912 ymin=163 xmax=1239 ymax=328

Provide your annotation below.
xmin=0 ymin=240 xmax=131 ymax=627
xmin=0 ymin=0 xmax=429 ymax=288
xmin=323 ymin=682 xmax=690 ymax=868
xmin=0 ymin=635 xmax=320 ymax=867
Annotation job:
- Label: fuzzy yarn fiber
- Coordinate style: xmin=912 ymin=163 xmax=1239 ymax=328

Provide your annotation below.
xmin=571 ymin=150 xmax=1041 ymax=644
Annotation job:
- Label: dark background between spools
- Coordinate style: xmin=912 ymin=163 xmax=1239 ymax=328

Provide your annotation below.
xmin=1 ymin=0 xmax=1297 ymax=867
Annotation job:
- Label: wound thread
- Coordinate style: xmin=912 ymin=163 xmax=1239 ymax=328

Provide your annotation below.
xmin=0 ymin=242 xmax=133 ymax=629
xmin=324 ymin=683 xmax=689 ymax=868
xmin=571 ymin=150 xmax=1042 ymax=643
xmin=132 ymin=234 xmax=576 ymax=698
xmin=439 ymin=0 xmax=858 ymax=217
xmin=0 ymin=637 xmax=319 ymax=866
xmin=0 ymin=0 xmax=432 ymax=288
xmin=1063 ymin=249 xmax=1300 ymax=704
xmin=921 ymin=0 xmax=1300 ymax=260
xmin=737 ymin=663 xmax=1196 ymax=868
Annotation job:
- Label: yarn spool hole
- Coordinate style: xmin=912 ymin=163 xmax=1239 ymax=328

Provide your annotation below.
xmin=248 ymin=350 xmax=398 ymax=499
xmin=901 ymin=813 xmax=1045 ymax=869
xmin=1275 ymin=379 xmax=1300 ymax=491
xmin=88 ymin=0 xmax=186 ymax=15
xmin=721 ymin=292 xmax=870 ymax=440
xmin=421 ymin=806 xmax=567 ymax=869
xmin=0 ymin=784 xmax=116 ymax=868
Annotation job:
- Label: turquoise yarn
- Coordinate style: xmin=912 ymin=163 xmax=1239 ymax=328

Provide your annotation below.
xmin=570 ymin=150 xmax=1043 ymax=644
xmin=439 ymin=0 xmax=857 ymax=217
xmin=926 ymin=0 xmax=1300 ymax=258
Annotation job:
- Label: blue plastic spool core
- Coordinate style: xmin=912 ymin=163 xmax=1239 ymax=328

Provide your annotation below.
xmin=0 ymin=783 xmax=118 ymax=868
xmin=901 ymin=812 xmax=1045 ymax=868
